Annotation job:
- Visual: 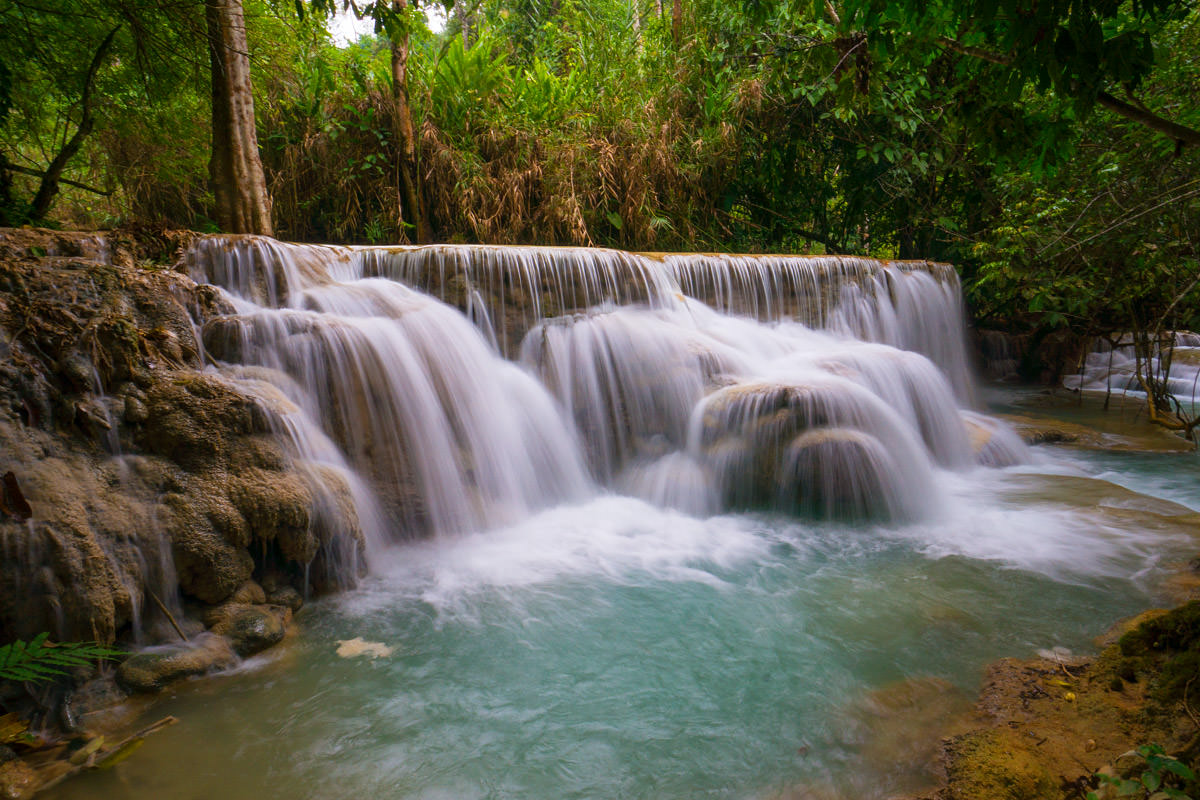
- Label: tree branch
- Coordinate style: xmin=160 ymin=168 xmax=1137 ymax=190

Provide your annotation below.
xmin=28 ymin=25 xmax=119 ymax=220
xmin=4 ymin=163 xmax=112 ymax=196
xmin=823 ymin=1 xmax=841 ymax=27
xmin=935 ymin=35 xmax=1010 ymax=66
xmin=1096 ymin=91 xmax=1200 ymax=148
xmin=934 ymin=36 xmax=1200 ymax=148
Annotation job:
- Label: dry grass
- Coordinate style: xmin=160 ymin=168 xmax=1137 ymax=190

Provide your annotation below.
xmin=420 ymin=111 xmax=725 ymax=249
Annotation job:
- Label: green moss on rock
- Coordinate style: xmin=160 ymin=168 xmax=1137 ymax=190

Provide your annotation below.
xmin=1117 ymin=600 xmax=1200 ymax=703
xmin=941 ymin=729 xmax=1060 ymax=800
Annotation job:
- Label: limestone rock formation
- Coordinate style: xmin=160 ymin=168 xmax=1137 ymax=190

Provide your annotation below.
xmin=115 ymin=633 xmax=239 ymax=692
xmin=0 ymin=229 xmax=365 ymax=648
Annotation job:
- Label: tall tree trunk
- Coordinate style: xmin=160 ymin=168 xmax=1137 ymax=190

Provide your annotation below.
xmin=390 ymin=0 xmax=430 ymax=243
xmin=671 ymin=0 xmax=682 ymax=45
xmin=28 ymin=26 xmax=118 ymax=222
xmin=206 ymin=0 xmax=272 ymax=235
xmin=455 ymin=0 xmax=470 ymax=49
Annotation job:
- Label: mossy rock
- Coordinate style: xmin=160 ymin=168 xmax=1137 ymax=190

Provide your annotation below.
xmin=0 ymin=757 xmax=37 ymax=800
xmin=941 ymin=728 xmax=1059 ymax=800
xmin=228 ymin=469 xmax=315 ymax=562
xmin=116 ymin=633 xmax=237 ymax=692
xmin=1117 ymin=600 xmax=1200 ymax=702
xmin=138 ymin=374 xmax=266 ymax=470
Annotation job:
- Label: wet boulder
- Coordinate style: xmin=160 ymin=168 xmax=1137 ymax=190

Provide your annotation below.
xmin=267 ymin=585 xmax=304 ymax=612
xmin=116 ymin=633 xmax=238 ymax=693
xmin=211 ymin=605 xmax=289 ymax=657
xmin=780 ymin=427 xmax=902 ymax=520
xmin=961 ymin=412 xmax=1029 ymax=467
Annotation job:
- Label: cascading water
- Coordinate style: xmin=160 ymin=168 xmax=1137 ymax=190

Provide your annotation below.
xmin=186 ymin=235 xmax=1009 ymax=548
xmin=191 ymin=238 xmax=593 ymax=552
xmin=49 ymin=236 xmax=1200 ymax=800
xmin=1065 ymin=332 xmax=1200 ymax=414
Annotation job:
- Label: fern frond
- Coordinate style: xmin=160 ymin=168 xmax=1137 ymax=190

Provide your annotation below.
xmin=0 ymin=636 xmax=124 ymax=684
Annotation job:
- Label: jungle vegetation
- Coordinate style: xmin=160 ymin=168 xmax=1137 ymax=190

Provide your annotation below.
xmin=1 ymin=0 xmax=1199 ymax=410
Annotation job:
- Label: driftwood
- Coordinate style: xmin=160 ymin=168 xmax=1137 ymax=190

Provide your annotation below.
xmin=35 ymin=715 xmax=178 ymax=794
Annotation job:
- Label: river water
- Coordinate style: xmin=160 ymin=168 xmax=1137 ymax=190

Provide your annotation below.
xmin=50 ymin=433 xmax=1200 ymax=800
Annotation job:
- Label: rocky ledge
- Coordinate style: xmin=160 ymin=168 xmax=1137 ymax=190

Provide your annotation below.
xmin=0 ymin=228 xmax=373 ymax=797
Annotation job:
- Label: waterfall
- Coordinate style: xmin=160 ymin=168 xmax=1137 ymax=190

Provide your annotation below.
xmin=191 ymin=237 xmax=592 ymax=547
xmin=1065 ymin=333 xmax=1200 ymax=412
xmin=186 ymin=236 xmax=1022 ymax=581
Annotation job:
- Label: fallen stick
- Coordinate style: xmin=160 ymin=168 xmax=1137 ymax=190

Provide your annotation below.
xmin=147 ymin=590 xmax=187 ymax=642
xmin=35 ymin=715 xmax=178 ymax=794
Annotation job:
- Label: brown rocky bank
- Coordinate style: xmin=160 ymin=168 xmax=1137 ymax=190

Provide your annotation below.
xmin=908 ymin=589 xmax=1200 ymax=800
xmin=0 ymin=228 xmax=367 ymax=688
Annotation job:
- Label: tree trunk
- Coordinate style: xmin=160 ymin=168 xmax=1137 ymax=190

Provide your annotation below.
xmin=29 ymin=26 xmax=118 ymax=223
xmin=0 ymin=156 xmax=14 ymax=228
xmin=206 ymin=0 xmax=272 ymax=235
xmin=390 ymin=0 xmax=430 ymax=243
xmin=455 ymin=0 xmax=470 ymax=49
xmin=671 ymin=0 xmax=682 ymax=46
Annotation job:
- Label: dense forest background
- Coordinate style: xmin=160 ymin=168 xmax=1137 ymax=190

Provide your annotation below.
xmin=2 ymin=0 xmax=1199 ymax=354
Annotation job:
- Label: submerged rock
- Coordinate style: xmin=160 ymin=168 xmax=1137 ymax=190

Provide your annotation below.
xmin=116 ymin=633 xmax=238 ymax=693
xmin=335 ymin=637 xmax=394 ymax=659
xmin=0 ymin=757 xmax=37 ymax=800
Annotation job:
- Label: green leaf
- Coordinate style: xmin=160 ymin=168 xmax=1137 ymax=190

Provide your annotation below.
xmin=1143 ymin=770 xmax=1161 ymax=792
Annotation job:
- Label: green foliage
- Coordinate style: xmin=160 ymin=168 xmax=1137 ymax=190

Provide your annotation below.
xmin=0 ymin=0 xmax=209 ymax=226
xmin=839 ymin=0 xmax=1189 ymax=110
xmin=1 ymin=0 xmax=1195 ymax=355
xmin=1087 ymin=744 xmax=1196 ymax=800
xmin=427 ymin=34 xmax=513 ymax=134
xmin=0 ymin=633 xmax=123 ymax=685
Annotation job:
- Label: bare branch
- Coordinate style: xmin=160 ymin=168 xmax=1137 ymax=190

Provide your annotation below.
xmin=4 ymin=163 xmax=112 ymax=196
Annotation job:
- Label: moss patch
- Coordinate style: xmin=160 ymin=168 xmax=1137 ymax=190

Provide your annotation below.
xmin=1117 ymin=600 xmax=1200 ymax=704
